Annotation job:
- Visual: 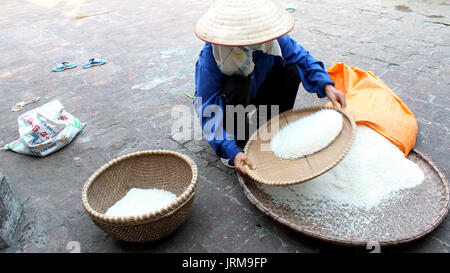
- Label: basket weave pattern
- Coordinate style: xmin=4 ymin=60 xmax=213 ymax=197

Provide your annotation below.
xmin=237 ymin=150 xmax=449 ymax=246
xmin=81 ymin=150 xmax=198 ymax=242
xmin=244 ymin=106 xmax=356 ymax=185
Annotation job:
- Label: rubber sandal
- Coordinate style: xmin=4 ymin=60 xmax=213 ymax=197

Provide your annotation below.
xmin=220 ymin=157 xmax=235 ymax=169
xmin=52 ymin=62 xmax=77 ymax=72
xmin=82 ymin=58 xmax=107 ymax=68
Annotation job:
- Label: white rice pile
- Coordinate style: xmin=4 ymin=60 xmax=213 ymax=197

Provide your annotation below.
xmin=270 ymin=109 xmax=343 ymax=159
xmin=261 ymin=125 xmax=425 ymax=209
xmin=105 ymin=188 xmax=177 ymax=217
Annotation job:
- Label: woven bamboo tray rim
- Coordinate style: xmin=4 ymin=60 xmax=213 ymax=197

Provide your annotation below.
xmin=81 ymin=150 xmax=198 ymax=225
xmin=237 ymin=149 xmax=449 ymax=247
xmin=243 ymin=105 xmax=356 ymax=186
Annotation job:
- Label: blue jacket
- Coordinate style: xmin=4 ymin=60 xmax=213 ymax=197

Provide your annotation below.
xmin=194 ymin=34 xmax=334 ymax=162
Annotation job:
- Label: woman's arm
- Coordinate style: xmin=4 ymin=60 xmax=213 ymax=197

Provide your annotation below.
xmin=194 ymin=44 xmax=243 ymax=162
xmin=277 ymin=34 xmax=346 ymax=108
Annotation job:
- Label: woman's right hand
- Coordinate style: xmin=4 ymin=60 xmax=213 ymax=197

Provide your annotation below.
xmin=234 ymin=152 xmax=256 ymax=176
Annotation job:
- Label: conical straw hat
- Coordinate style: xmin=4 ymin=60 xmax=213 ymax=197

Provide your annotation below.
xmin=194 ymin=0 xmax=295 ymax=47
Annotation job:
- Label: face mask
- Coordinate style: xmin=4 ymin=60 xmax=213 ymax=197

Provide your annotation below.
xmin=212 ymin=41 xmax=282 ymax=77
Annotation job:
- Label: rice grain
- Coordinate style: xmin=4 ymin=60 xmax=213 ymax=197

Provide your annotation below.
xmin=270 ymin=109 xmax=343 ymax=159
xmin=105 ymin=188 xmax=177 ymax=217
xmin=261 ymin=125 xmax=424 ymax=209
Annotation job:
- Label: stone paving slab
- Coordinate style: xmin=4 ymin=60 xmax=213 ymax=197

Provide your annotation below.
xmin=0 ymin=0 xmax=448 ymax=253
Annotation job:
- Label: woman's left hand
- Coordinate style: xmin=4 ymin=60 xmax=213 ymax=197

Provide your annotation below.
xmin=325 ymin=84 xmax=346 ymax=109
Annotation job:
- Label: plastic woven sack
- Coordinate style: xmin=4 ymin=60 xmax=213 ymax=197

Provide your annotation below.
xmin=326 ymin=63 xmax=418 ymax=156
xmin=3 ymin=100 xmax=85 ymax=157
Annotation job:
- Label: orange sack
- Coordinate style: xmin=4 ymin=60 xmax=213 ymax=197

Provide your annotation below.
xmin=326 ymin=63 xmax=418 ymax=157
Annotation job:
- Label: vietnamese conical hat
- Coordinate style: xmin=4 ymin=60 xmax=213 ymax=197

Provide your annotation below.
xmin=194 ymin=0 xmax=295 ymax=47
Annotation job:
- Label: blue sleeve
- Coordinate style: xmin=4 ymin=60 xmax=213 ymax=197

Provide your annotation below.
xmin=277 ymin=34 xmax=334 ymax=98
xmin=194 ymin=44 xmax=242 ymax=162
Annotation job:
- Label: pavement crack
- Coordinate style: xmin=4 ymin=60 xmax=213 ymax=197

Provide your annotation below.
xmin=362 ymin=55 xmax=400 ymax=67
xmin=103 ymin=121 xmax=120 ymax=128
xmin=387 ymin=63 xmax=400 ymax=67
xmin=310 ymin=29 xmax=341 ymax=39
xmin=425 ymin=21 xmax=450 ymax=27
xmin=419 ymin=13 xmax=445 ymax=19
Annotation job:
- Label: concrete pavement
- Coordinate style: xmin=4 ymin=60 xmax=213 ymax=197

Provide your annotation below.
xmin=0 ymin=0 xmax=448 ymax=253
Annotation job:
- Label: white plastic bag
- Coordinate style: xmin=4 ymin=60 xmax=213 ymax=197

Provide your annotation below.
xmin=3 ymin=100 xmax=86 ymax=157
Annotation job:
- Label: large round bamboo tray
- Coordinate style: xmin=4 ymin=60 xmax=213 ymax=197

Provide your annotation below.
xmin=81 ymin=150 xmax=198 ymax=242
xmin=244 ymin=106 xmax=356 ymax=185
xmin=237 ymin=150 xmax=449 ymax=246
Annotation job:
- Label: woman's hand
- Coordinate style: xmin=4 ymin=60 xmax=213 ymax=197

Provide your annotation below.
xmin=325 ymin=84 xmax=346 ymax=109
xmin=234 ymin=152 xmax=256 ymax=176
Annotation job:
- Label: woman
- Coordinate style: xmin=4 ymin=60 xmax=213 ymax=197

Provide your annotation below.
xmin=193 ymin=0 xmax=346 ymax=176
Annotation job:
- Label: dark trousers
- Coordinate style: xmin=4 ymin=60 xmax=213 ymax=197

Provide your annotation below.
xmin=221 ymin=64 xmax=301 ymax=148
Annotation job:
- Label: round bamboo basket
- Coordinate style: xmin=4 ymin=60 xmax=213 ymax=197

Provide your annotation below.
xmin=237 ymin=149 xmax=449 ymax=246
xmin=244 ymin=105 xmax=356 ymax=185
xmin=81 ymin=150 xmax=198 ymax=242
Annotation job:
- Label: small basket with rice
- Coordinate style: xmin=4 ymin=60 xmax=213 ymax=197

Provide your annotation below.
xmin=81 ymin=150 xmax=198 ymax=242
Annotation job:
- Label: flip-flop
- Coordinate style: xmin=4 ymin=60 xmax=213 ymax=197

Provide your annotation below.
xmin=52 ymin=62 xmax=77 ymax=72
xmin=82 ymin=58 xmax=107 ymax=68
